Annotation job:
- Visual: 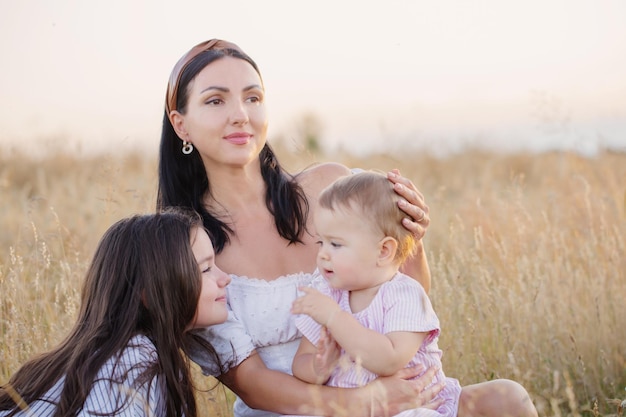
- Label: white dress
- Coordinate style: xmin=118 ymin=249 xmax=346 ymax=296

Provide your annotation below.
xmin=192 ymin=272 xmax=315 ymax=417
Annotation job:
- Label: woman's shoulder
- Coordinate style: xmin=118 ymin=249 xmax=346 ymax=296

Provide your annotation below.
xmin=296 ymin=162 xmax=351 ymax=195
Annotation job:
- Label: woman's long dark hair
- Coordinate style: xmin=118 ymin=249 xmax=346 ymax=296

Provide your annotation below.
xmin=0 ymin=210 xmax=221 ymax=417
xmin=156 ymin=48 xmax=309 ymax=253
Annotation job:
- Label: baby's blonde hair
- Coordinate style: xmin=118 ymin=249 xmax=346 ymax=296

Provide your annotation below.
xmin=318 ymin=171 xmax=417 ymax=264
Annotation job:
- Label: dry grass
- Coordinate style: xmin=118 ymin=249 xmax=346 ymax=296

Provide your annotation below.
xmin=1 ymin=145 xmax=624 ymax=416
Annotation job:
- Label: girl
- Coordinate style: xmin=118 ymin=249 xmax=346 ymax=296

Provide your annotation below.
xmin=0 ymin=209 xmax=231 ymax=417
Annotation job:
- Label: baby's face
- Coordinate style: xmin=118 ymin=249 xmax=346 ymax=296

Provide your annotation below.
xmin=313 ymin=205 xmax=386 ymax=291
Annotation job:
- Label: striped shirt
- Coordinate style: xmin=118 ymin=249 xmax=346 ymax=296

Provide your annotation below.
xmin=1 ymin=334 xmax=166 ymax=417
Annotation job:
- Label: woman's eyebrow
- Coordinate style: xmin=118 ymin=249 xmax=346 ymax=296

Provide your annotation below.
xmin=200 ymin=84 xmax=263 ymax=95
xmin=200 ymin=86 xmax=229 ymax=94
xmin=243 ymin=84 xmax=263 ymax=91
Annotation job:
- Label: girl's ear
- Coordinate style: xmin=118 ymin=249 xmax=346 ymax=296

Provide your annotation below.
xmin=169 ymin=110 xmax=189 ymax=142
xmin=141 ymin=290 xmax=149 ymax=309
xmin=377 ymin=236 xmax=398 ymax=266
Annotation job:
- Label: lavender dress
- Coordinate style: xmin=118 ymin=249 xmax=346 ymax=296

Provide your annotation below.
xmin=293 ymin=272 xmax=462 ymax=417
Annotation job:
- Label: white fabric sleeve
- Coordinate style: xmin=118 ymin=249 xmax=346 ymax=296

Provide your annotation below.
xmin=189 ymin=309 xmax=256 ymax=376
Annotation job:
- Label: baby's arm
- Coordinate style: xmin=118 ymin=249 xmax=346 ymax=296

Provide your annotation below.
xmin=329 ymin=312 xmax=426 ymax=376
xmin=292 ymin=327 xmax=340 ymax=384
xmin=292 ymin=287 xmax=427 ymax=376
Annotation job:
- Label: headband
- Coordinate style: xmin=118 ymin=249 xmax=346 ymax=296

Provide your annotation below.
xmin=165 ymin=39 xmax=245 ymax=115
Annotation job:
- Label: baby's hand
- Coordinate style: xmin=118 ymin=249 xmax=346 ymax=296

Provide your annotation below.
xmin=291 ymin=287 xmax=340 ymax=326
xmin=313 ymin=326 xmax=341 ymax=383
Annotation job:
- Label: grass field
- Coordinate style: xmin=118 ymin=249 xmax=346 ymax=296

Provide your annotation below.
xmin=1 ymin=145 xmax=625 ymax=416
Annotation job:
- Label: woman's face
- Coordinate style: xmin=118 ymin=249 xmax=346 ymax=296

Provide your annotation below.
xmin=173 ymin=56 xmax=268 ymax=168
xmin=190 ymin=227 xmax=231 ymax=328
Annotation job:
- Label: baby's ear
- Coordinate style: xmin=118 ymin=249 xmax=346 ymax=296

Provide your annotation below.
xmin=377 ymin=236 xmax=398 ymax=266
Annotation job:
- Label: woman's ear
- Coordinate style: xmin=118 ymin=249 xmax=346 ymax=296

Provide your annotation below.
xmin=377 ymin=236 xmax=398 ymax=266
xmin=169 ymin=110 xmax=188 ymax=141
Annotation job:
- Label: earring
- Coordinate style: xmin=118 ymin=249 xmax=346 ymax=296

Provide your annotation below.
xmin=182 ymin=140 xmax=194 ymax=155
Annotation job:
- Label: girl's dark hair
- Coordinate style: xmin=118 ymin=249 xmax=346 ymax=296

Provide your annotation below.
xmin=156 ymin=48 xmax=309 ymax=253
xmin=0 ymin=210 xmax=221 ymax=417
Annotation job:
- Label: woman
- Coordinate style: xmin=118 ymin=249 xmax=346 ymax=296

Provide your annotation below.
xmin=0 ymin=209 xmax=231 ymax=417
xmin=157 ymin=39 xmax=536 ymax=416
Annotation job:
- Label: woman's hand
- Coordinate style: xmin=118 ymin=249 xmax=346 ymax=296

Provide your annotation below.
xmin=387 ymin=169 xmax=430 ymax=240
xmin=366 ymin=364 xmax=445 ymax=416
xmin=387 ymin=169 xmax=432 ymax=292
xmin=220 ymin=349 xmax=444 ymax=416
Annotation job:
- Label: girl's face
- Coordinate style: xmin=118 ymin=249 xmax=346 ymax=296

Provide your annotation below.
xmin=173 ymin=56 xmax=268 ymax=169
xmin=314 ymin=205 xmax=388 ymax=292
xmin=190 ymin=227 xmax=231 ymax=328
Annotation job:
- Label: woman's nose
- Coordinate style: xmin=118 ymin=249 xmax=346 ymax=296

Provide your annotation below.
xmin=229 ymin=101 xmax=249 ymax=125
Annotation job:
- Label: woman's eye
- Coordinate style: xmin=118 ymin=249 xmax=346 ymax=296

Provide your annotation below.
xmin=246 ymin=96 xmax=261 ymax=104
xmin=202 ymin=266 xmax=212 ymax=273
xmin=331 ymin=242 xmax=341 ymax=248
xmin=206 ymin=98 xmax=223 ymax=106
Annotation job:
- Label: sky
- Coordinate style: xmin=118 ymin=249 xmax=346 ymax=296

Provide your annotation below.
xmin=1 ymin=0 xmax=625 ymax=157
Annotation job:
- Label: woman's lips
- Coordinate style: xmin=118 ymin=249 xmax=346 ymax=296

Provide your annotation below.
xmin=224 ymin=133 xmax=251 ymax=145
